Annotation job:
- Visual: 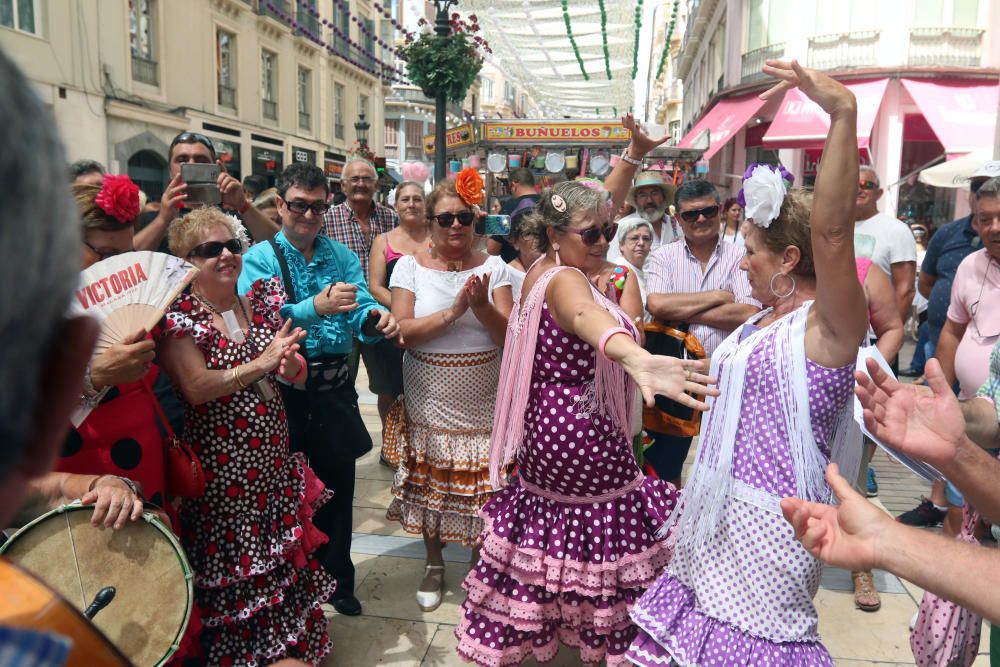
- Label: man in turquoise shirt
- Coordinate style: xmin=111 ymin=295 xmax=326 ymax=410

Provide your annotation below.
xmin=239 ymin=163 xmax=399 ymax=617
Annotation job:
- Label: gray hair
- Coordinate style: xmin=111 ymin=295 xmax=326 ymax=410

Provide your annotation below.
xmin=616 ymin=216 xmax=654 ymax=248
xmin=860 ymin=165 xmax=880 ymax=187
xmin=69 ymin=159 xmax=105 ymax=182
xmin=0 ymin=49 xmax=79 ymax=481
xmin=344 ymin=157 xmax=376 ymax=177
xmin=522 ymin=181 xmax=610 ymax=252
xmin=976 ymin=176 xmax=1000 ymax=201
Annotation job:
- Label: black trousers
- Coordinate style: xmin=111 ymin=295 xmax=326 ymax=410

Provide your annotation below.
xmin=280 ymin=384 xmax=357 ymax=598
xmin=643 ymin=430 xmax=695 ymax=483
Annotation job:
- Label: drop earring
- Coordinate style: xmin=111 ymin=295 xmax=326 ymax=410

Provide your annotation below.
xmin=552 ymin=243 xmax=561 ymax=266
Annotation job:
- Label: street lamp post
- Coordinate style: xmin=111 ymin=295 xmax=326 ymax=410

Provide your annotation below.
xmin=433 ymin=0 xmax=457 ymax=182
xmin=354 ymin=110 xmax=370 ymax=151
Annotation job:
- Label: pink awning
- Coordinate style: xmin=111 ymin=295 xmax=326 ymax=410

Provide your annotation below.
xmin=763 ymin=78 xmax=889 ymax=149
xmin=678 ymin=93 xmax=767 ymax=161
xmin=901 ymin=78 xmax=999 ymax=155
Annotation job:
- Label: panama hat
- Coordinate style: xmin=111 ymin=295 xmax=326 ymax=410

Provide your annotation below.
xmin=626 ymin=170 xmax=676 ymax=207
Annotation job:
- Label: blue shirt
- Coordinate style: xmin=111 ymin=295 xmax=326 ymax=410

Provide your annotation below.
xmin=0 ymin=626 xmax=70 ymax=667
xmin=922 ymin=215 xmax=981 ymax=344
xmin=239 ymin=231 xmax=382 ymax=356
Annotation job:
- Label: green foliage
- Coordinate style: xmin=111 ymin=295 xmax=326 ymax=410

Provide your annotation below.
xmin=398 ymin=29 xmax=485 ymax=104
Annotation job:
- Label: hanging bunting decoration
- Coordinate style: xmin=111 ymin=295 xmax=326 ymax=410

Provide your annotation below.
xmin=655 ymin=0 xmax=681 ymax=80
xmin=630 ymin=0 xmax=643 ymax=79
xmin=560 ymin=0 xmax=589 ymax=81
xmin=597 ymin=0 xmax=612 ymax=80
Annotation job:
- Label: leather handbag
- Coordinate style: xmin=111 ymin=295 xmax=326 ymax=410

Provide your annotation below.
xmin=144 ymin=379 xmax=205 ymax=498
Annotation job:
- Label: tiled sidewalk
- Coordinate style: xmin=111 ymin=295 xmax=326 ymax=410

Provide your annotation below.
xmin=321 ymin=365 xmax=990 ymax=666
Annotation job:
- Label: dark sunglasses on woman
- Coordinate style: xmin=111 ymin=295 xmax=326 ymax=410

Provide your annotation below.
xmin=568 ymin=222 xmax=618 ymax=246
xmin=679 ymin=205 xmax=720 ymax=223
xmin=187 ymin=238 xmax=243 ymax=259
xmin=430 ymin=211 xmax=475 ymax=227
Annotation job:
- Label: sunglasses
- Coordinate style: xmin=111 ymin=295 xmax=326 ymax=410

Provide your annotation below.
xmin=285 ymin=199 xmax=329 ymax=216
xmin=169 ymin=132 xmax=216 ymax=158
xmin=84 ymin=240 xmax=128 ymax=262
xmin=679 ymin=205 xmax=720 ymax=223
xmin=187 ymin=238 xmax=243 ymax=259
xmin=430 ymin=211 xmax=475 ymax=227
xmin=568 ymin=222 xmax=618 ymax=246
xmin=859 ymin=180 xmax=879 ymax=191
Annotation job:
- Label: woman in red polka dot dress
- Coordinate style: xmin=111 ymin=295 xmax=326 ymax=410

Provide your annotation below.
xmin=159 ymin=208 xmax=335 ymax=666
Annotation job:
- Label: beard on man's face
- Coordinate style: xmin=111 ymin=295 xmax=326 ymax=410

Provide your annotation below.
xmin=638 ymin=204 xmax=667 ymax=223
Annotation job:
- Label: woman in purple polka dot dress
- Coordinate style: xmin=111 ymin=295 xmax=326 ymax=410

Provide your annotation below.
xmin=626 ymin=63 xmax=869 ymax=666
xmin=455 ymin=181 xmax=718 ymax=666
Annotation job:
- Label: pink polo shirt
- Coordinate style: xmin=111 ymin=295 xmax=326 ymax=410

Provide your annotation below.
xmin=947 ymin=249 xmax=1000 ymax=398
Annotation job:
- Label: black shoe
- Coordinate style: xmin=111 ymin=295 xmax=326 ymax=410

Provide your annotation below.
xmin=897 ymin=498 xmax=945 ymax=527
xmin=899 ymin=367 xmax=923 ymax=378
xmin=331 ymin=594 xmax=363 ymax=616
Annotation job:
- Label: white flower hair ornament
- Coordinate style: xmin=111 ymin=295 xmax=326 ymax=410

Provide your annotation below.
xmin=738 ymin=163 xmax=794 ymax=229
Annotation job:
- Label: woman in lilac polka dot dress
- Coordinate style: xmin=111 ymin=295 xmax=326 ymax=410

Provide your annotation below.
xmin=455 ymin=181 xmax=718 ymax=666
xmin=626 ymin=64 xmax=869 ymax=666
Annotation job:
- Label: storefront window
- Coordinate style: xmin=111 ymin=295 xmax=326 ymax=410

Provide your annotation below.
xmin=212 ymin=137 xmax=242 ymax=182
xmin=251 ymin=146 xmax=284 ymax=188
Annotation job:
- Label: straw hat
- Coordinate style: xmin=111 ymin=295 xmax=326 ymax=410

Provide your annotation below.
xmin=626 ymin=170 xmax=676 ymax=207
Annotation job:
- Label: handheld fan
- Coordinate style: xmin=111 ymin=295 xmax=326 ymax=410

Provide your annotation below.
xmin=71 ymin=251 xmax=198 ymax=353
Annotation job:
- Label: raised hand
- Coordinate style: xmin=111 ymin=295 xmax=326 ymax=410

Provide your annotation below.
xmin=90 ymin=328 xmax=155 ymax=388
xmin=855 ymin=358 xmax=965 ymax=469
xmin=160 ymin=172 xmax=187 ymax=216
xmin=761 ymin=59 xmax=856 ymax=117
xmin=780 ymin=464 xmax=891 ymax=571
xmin=315 ymin=282 xmax=359 ymax=316
xmin=217 ymin=159 xmax=248 ymax=212
xmin=621 ymin=350 xmax=718 ymax=411
xmin=621 ymin=113 xmax=670 ymax=160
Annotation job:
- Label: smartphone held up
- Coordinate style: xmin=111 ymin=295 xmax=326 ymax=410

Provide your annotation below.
xmin=180 ymin=163 xmax=221 ymax=206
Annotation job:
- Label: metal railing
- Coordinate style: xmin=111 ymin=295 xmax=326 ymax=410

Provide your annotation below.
xmin=218 ymin=84 xmax=237 ymax=109
xmin=299 ymin=111 xmax=311 ymax=131
xmin=908 ymin=28 xmax=984 ymax=67
xmin=131 ymin=55 xmax=159 ymax=86
xmin=807 ymin=30 xmax=880 ymax=70
xmin=263 ymin=99 xmax=278 ymax=120
xmin=741 ymin=43 xmax=785 ymax=83
xmin=295 ymin=5 xmax=319 ymax=37
xmin=257 ymin=0 xmax=288 ymax=20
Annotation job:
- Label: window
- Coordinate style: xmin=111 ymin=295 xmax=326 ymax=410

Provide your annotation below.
xmin=298 ymin=67 xmax=312 ymax=130
xmin=363 ymin=17 xmax=376 ymax=67
xmin=747 ymin=0 xmax=786 ymax=51
xmin=334 ymin=82 xmax=345 ymax=139
xmin=335 ymin=3 xmax=351 ymax=53
xmin=815 ymin=0 xmax=873 ymax=33
xmin=405 ymin=120 xmax=424 ymax=161
xmin=0 ymin=0 xmax=38 ymax=34
xmin=261 ymin=50 xmax=277 ymax=120
xmin=503 ymin=81 xmax=514 ymax=103
xmin=217 ymin=30 xmax=237 ymax=109
xmin=384 ymin=119 xmax=400 ymax=159
xmin=129 ymin=0 xmax=158 ymax=85
xmin=481 ymin=77 xmax=494 ymax=102
xmin=914 ymin=0 xmax=978 ymax=27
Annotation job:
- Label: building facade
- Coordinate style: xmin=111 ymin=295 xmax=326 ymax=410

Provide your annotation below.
xmin=1 ymin=0 xmax=395 ymax=198
xmin=671 ymin=0 xmax=999 ymax=225
xmin=647 ymin=0 xmax=690 ymax=143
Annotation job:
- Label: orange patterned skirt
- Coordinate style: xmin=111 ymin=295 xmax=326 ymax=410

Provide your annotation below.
xmin=385 ymin=348 xmax=501 ymax=546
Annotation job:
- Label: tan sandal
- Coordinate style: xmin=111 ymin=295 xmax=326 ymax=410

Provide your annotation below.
xmin=852 ymin=570 xmax=881 ymax=612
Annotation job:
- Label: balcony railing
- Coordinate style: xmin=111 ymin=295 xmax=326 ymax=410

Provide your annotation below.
xmin=218 ymin=84 xmax=237 ymax=109
xmin=257 ymin=0 xmax=288 ymax=21
xmin=295 ymin=6 xmax=319 ymax=38
xmin=808 ymin=30 xmax=880 ymax=70
xmin=299 ymin=111 xmax=311 ymax=131
xmin=263 ymin=99 xmax=278 ymax=120
xmin=908 ymin=28 xmax=984 ymax=67
xmin=131 ymin=55 xmax=159 ymax=86
xmin=741 ymin=43 xmax=785 ymax=83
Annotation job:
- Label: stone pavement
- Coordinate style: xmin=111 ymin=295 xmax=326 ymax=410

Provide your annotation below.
xmin=320 ymin=360 xmax=990 ymax=666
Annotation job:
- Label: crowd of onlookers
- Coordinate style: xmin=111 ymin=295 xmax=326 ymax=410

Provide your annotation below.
xmin=6 ymin=40 xmax=1000 ymax=665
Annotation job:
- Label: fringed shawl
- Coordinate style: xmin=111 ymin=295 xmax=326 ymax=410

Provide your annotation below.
xmin=488 ymin=265 xmax=637 ymax=489
xmin=659 ymin=301 xmax=861 ymax=549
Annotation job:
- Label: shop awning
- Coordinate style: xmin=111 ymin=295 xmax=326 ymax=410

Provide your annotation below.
xmin=901 ymin=78 xmax=999 ymax=156
xmin=763 ymin=79 xmax=889 ymax=150
xmin=677 ymin=93 xmax=767 ymax=161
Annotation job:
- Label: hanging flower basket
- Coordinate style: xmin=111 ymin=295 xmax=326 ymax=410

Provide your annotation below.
xmin=398 ymin=13 xmax=491 ymax=104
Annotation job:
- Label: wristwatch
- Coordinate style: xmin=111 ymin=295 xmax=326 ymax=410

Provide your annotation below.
xmin=621 ymin=150 xmax=643 ymax=167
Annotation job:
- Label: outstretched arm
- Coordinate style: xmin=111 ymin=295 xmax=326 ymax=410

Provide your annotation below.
xmin=603 ymin=114 xmax=670 ymax=213
xmin=761 ymin=60 xmax=867 ymax=366
xmin=782 ymin=464 xmax=1000 ymax=626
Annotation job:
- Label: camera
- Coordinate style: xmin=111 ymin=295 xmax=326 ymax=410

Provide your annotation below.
xmin=180 ymin=163 xmax=221 ymax=206
xmin=475 ymin=214 xmax=511 ymax=236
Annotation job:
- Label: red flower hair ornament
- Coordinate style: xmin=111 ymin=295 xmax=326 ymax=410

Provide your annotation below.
xmin=95 ymin=174 xmax=141 ymax=224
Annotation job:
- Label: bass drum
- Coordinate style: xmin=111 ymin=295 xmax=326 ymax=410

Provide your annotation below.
xmin=1 ymin=502 xmax=193 ymax=666
xmin=642 ymin=322 xmax=706 ymax=438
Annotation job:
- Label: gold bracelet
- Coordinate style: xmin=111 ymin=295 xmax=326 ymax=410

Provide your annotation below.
xmin=233 ymin=365 xmax=248 ymax=390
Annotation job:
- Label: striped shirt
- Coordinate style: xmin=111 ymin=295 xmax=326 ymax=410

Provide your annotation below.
xmin=321 ymin=200 xmax=399 ymax=281
xmin=645 ymin=237 xmax=758 ymax=356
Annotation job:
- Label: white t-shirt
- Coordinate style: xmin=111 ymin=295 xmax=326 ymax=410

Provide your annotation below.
xmin=389 ymin=254 xmax=511 ymax=353
xmin=507 ymin=264 xmax=526 ymax=304
xmin=607 ymin=213 xmax=681 ymax=262
xmin=854 ymin=212 xmax=917 ymax=284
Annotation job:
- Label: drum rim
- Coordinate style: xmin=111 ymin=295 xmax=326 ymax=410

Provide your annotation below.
xmin=1 ymin=501 xmax=194 ymax=666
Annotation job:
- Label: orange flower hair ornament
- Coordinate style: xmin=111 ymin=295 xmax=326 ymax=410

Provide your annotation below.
xmin=455 ymin=167 xmax=484 ymax=207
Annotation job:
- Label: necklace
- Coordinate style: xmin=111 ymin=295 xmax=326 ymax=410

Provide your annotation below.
xmin=192 ymin=292 xmax=250 ymax=323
